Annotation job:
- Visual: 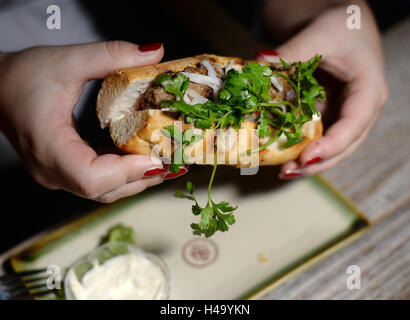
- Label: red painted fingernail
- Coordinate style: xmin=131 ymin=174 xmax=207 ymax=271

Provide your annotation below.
xmin=143 ymin=168 xmax=166 ymax=177
xmin=279 ymin=170 xmax=302 ymax=179
xmin=304 ymin=156 xmax=323 ymax=167
xmin=256 ymin=49 xmax=278 ymax=56
xmin=138 ymin=42 xmax=162 ymax=52
xmin=164 ymin=167 xmax=188 ymax=180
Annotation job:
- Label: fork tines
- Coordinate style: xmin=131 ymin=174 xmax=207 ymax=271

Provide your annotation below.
xmin=0 ymin=269 xmax=55 ymax=300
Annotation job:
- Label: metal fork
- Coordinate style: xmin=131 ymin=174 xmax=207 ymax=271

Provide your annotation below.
xmin=0 ymin=269 xmax=55 ymax=300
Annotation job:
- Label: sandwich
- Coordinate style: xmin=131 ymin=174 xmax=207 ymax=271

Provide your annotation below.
xmin=97 ymin=54 xmax=326 ymax=237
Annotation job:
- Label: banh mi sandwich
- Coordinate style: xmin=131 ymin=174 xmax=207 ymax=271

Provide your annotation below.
xmin=97 ymin=54 xmax=326 ymax=237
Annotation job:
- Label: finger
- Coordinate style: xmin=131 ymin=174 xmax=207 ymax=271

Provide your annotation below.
xmin=278 ymin=160 xmax=301 ymax=179
xmin=96 ymin=175 xmax=163 ymax=203
xmin=279 ymin=104 xmax=380 ymax=179
xmin=53 ymin=125 xmax=163 ymax=199
xmin=298 ymin=76 xmax=379 ymax=166
xmin=163 ymin=165 xmax=189 ymax=180
xmin=255 ymin=49 xmax=280 ymax=63
xmin=301 ymin=111 xmax=379 ymax=176
xmin=67 ymin=41 xmax=164 ymax=80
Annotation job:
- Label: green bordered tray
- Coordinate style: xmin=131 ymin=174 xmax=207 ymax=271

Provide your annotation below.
xmin=1 ymin=166 xmax=369 ymax=300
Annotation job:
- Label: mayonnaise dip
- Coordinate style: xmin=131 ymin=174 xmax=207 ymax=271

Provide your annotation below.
xmin=65 ymin=251 xmax=168 ymax=300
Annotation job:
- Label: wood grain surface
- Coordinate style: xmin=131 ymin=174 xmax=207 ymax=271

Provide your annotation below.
xmin=262 ymin=19 xmax=410 ymax=300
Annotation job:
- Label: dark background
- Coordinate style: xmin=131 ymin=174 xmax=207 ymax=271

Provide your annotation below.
xmin=1 ymin=0 xmax=409 ymax=254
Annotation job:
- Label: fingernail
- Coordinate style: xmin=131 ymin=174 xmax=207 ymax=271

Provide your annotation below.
xmin=143 ymin=167 xmax=166 ymax=177
xmin=138 ymin=42 xmax=162 ymax=53
xmin=164 ymin=167 xmax=188 ymax=180
xmin=256 ymin=49 xmax=279 ymax=57
xmin=279 ymin=170 xmax=302 ymax=179
xmin=303 ymin=156 xmax=323 ymax=167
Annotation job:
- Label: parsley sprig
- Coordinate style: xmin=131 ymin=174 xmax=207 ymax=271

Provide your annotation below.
xmin=163 ymin=125 xmax=203 ymax=173
xmin=155 ymin=73 xmax=189 ymax=101
xmin=175 ymin=155 xmax=237 ymax=237
xmin=155 ymin=55 xmax=326 ymax=237
xmin=157 ymin=55 xmax=325 ymax=153
xmin=164 ymin=125 xmax=236 ymax=236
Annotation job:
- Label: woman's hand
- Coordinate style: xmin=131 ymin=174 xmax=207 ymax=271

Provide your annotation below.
xmin=0 ymin=41 xmax=173 ymax=203
xmin=260 ymin=1 xmax=388 ymax=178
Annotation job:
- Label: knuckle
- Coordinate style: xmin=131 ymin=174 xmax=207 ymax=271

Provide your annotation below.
xmin=104 ymin=40 xmax=129 ymax=63
xmin=75 ymin=176 xmax=100 ymax=199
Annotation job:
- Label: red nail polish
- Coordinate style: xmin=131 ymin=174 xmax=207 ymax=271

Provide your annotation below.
xmin=304 ymin=156 xmax=323 ymax=167
xmin=164 ymin=167 xmax=188 ymax=180
xmin=138 ymin=42 xmax=162 ymax=52
xmin=144 ymin=168 xmax=166 ymax=177
xmin=256 ymin=49 xmax=278 ymax=56
xmin=279 ymin=170 xmax=302 ymax=179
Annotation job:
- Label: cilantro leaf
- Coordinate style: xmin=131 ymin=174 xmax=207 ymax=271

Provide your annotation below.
xmin=257 ymin=111 xmax=270 ymax=137
xmin=100 ymin=224 xmax=135 ymax=245
xmin=163 ymin=124 xmax=183 ymax=144
xmin=156 ymin=73 xmax=189 ymax=100
xmin=159 ymin=55 xmax=326 ymax=236
xmin=174 ymin=155 xmax=237 ymax=237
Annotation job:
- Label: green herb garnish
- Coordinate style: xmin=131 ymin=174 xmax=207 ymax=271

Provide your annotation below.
xmin=155 ymin=55 xmax=326 ymax=236
xmin=163 ymin=125 xmax=203 ymax=173
xmin=100 ymin=224 xmax=135 ymax=245
xmin=175 ymin=155 xmax=237 ymax=237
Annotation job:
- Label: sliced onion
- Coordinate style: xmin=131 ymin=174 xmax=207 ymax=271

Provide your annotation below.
xmin=270 ymin=76 xmax=283 ymax=92
xmin=286 ymin=88 xmax=296 ymax=101
xmin=181 ymin=72 xmax=223 ymax=96
xmin=161 ymin=107 xmax=178 ymax=112
xmin=200 ymin=59 xmax=217 ymax=78
xmin=225 ymin=59 xmax=234 ymax=73
xmin=214 ymin=64 xmax=224 ymax=76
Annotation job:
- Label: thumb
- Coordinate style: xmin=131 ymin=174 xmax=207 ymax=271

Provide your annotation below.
xmin=68 ymin=41 xmax=164 ymax=80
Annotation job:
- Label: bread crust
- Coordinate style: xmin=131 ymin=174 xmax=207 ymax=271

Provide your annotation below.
xmin=96 ymin=54 xmax=323 ymax=168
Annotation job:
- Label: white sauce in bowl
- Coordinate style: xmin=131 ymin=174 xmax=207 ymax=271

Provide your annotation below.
xmin=65 ymin=251 xmax=168 ymax=300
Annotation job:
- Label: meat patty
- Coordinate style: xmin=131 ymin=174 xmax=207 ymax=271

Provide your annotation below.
xmin=138 ymin=83 xmax=174 ymax=110
xmin=183 ymin=65 xmax=213 ymax=99
xmin=138 ymin=66 xmax=213 ymax=109
xmin=268 ymin=66 xmax=296 ymax=102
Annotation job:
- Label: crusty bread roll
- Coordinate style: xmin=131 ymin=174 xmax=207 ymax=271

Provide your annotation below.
xmin=96 ymin=54 xmax=323 ymax=168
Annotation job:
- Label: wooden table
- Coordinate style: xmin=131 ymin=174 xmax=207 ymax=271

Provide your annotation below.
xmin=261 ymin=19 xmax=410 ymax=300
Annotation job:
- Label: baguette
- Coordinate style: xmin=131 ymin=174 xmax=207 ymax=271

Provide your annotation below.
xmin=96 ymin=54 xmax=323 ymax=168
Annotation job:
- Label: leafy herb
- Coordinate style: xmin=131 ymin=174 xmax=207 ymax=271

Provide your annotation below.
xmin=163 ymin=125 xmax=203 ymax=173
xmin=155 ymin=73 xmax=189 ymax=100
xmin=154 ymin=55 xmax=326 ymax=236
xmin=100 ymin=224 xmax=135 ymax=245
xmin=155 ymin=55 xmax=325 ymax=153
xmin=175 ymin=155 xmax=237 ymax=237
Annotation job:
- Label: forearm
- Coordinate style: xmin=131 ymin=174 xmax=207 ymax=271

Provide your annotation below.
xmin=263 ymin=0 xmax=369 ymax=42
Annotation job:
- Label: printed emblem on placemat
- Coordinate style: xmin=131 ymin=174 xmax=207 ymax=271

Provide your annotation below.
xmin=182 ymin=238 xmax=219 ymax=268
